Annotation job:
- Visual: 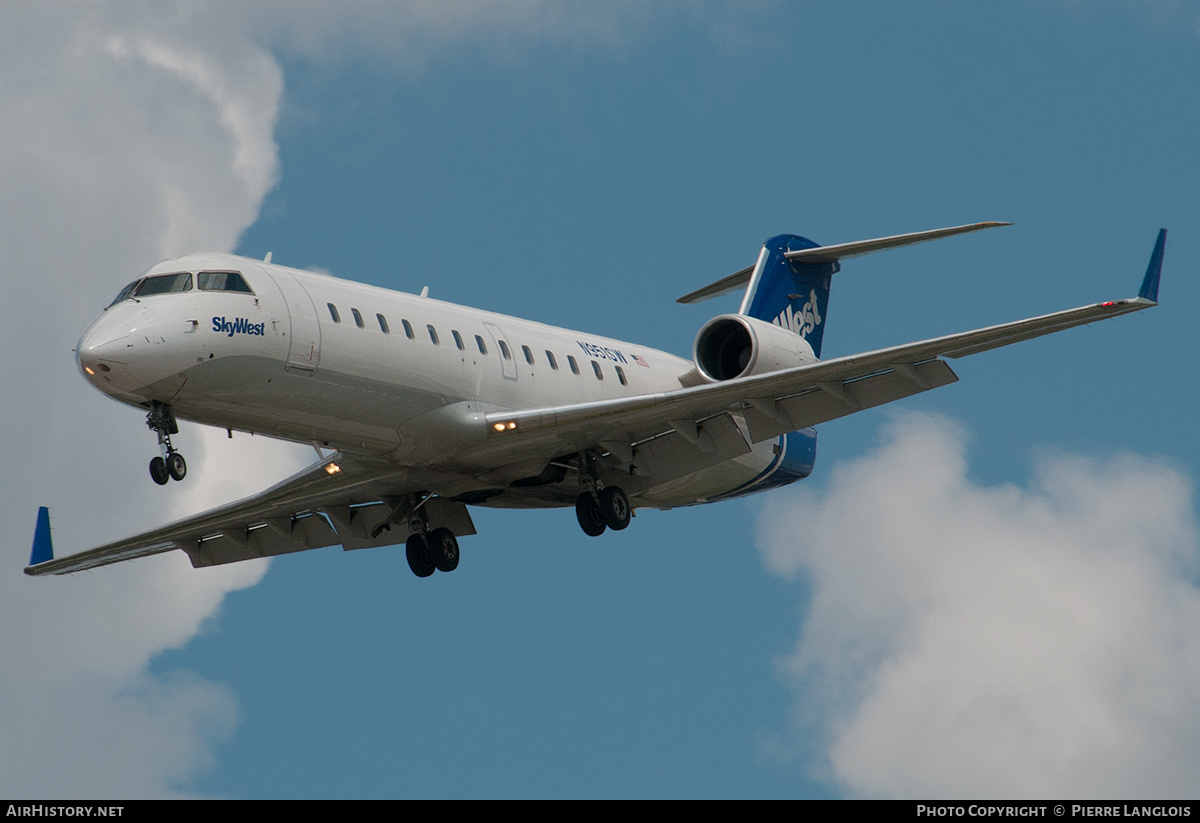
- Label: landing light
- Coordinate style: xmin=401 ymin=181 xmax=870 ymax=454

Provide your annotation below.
xmin=325 ymin=463 xmax=342 ymax=475
xmin=84 ymin=366 xmax=95 ymax=376
xmin=492 ymin=421 xmax=517 ymax=433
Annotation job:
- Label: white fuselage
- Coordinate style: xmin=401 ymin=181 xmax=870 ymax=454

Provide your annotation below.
xmin=77 ymin=252 xmax=811 ymax=509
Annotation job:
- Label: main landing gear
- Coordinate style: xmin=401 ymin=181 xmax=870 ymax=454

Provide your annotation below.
xmin=405 ymin=528 xmax=460 ymax=578
xmin=575 ymin=486 xmax=631 ymax=536
xmin=400 ymin=494 xmax=461 ymax=578
xmin=146 ymin=401 xmax=186 ymax=486
xmin=574 ymin=452 xmax=631 ymax=537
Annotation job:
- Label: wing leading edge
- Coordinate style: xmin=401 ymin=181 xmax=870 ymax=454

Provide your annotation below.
xmin=485 ymin=230 xmax=1165 ymax=460
xmin=26 ymin=452 xmax=475 ymax=576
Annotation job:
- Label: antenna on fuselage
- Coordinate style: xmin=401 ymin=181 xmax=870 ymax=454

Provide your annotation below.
xmin=263 ymin=252 xmax=273 ymax=263
xmin=419 ymin=286 xmax=429 ymax=298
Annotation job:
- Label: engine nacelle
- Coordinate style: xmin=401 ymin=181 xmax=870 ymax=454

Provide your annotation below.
xmin=693 ymin=314 xmax=817 ymax=382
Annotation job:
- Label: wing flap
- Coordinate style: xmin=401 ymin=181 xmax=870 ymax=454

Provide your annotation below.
xmin=741 ymin=359 xmax=959 ymax=443
xmin=187 ymin=496 xmax=479 ymax=568
xmin=26 ymin=454 xmax=423 ymax=575
xmin=189 ymin=512 xmax=341 ymax=568
xmin=632 ymin=412 xmax=752 ymax=480
xmin=484 ymin=295 xmax=1155 ymax=457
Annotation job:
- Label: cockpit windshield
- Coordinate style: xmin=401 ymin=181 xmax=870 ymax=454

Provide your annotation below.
xmin=198 ymin=271 xmax=253 ymax=293
xmin=107 ymin=272 xmax=193 ymax=307
xmin=107 ymin=268 xmax=255 ymax=309
xmin=135 ymin=272 xmax=193 ymax=297
xmin=107 ymin=280 xmax=141 ymax=308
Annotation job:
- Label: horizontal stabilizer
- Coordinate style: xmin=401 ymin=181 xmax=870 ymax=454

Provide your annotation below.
xmin=677 ymin=222 xmax=1009 ymax=304
xmin=784 ymin=222 xmax=1011 ymax=264
xmin=675 ymin=264 xmax=758 ymax=305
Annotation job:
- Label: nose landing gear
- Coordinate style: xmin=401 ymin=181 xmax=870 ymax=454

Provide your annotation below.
xmin=146 ymin=401 xmax=186 ymax=485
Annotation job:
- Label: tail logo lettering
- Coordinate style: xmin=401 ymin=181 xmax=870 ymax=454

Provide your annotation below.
xmin=773 ymin=289 xmax=822 ymax=339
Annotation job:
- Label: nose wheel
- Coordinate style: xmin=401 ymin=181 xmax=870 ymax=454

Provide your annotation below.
xmin=146 ymin=401 xmax=187 ymax=485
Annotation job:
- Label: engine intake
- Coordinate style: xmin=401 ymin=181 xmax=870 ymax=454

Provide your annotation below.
xmin=693 ymin=314 xmax=817 ymax=382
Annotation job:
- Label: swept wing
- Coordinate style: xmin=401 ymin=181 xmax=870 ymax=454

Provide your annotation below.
xmin=483 ymin=231 xmax=1164 ymax=460
xmin=25 ymin=451 xmax=471 ymax=575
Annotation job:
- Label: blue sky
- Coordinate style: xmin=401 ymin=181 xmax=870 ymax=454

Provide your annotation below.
xmin=3 ymin=1 xmax=1199 ymax=799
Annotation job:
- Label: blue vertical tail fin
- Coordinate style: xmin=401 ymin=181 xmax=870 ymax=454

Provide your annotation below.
xmin=739 ymin=234 xmax=836 ymax=358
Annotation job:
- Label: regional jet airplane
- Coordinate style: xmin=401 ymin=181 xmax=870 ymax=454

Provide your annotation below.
xmin=26 ymin=224 xmax=1166 ymax=578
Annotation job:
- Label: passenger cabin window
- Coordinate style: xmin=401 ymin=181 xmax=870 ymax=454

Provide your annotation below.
xmin=135 ymin=272 xmax=192 ymax=297
xmin=402 ymin=319 xmax=414 ymax=339
xmin=568 ymin=355 xmax=580 ymax=375
xmin=197 ymin=271 xmax=253 ymax=293
xmin=615 ymin=365 xmax=628 ymax=386
xmin=546 ymin=351 xmax=559 ymax=370
xmin=498 ymin=340 xmax=512 ymax=361
xmin=351 ymin=308 xmax=364 ymax=328
xmin=522 ymin=345 xmax=534 ymax=365
xmin=452 ymin=330 xmax=464 ymax=350
xmin=427 ymin=325 xmax=439 ymax=345
xmin=592 ymin=360 xmax=604 ymax=380
xmin=475 ymin=335 xmax=488 ymax=355
xmin=377 ymin=314 xmax=390 ymax=334
xmin=327 ymin=303 xmax=341 ymax=323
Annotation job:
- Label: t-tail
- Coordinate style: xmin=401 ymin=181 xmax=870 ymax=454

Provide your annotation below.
xmin=739 ymin=234 xmax=835 ymax=358
xmin=678 ymin=222 xmax=1012 ymax=359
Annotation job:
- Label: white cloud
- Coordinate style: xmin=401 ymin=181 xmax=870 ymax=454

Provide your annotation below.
xmin=239 ymin=0 xmax=666 ymax=65
xmin=0 ymin=2 xmax=296 ymax=798
xmin=0 ymin=0 xmax=701 ymax=797
xmin=759 ymin=414 xmax=1200 ymax=798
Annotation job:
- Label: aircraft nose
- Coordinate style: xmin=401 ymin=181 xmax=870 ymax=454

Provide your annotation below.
xmin=76 ymin=308 xmax=149 ymax=394
xmin=77 ymin=329 xmax=131 ymax=373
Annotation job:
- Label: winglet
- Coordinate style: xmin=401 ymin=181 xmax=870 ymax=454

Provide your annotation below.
xmin=29 ymin=506 xmax=54 ymax=568
xmin=1139 ymin=229 xmax=1166 ymax=303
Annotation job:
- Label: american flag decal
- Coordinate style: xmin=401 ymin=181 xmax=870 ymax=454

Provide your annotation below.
xmin=631 ymin=354 xmax=649 ymax=367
